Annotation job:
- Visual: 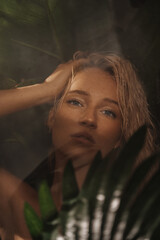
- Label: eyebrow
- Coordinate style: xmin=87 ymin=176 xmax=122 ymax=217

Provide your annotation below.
xmin=68 ymin=90 xmax=118 ymax=106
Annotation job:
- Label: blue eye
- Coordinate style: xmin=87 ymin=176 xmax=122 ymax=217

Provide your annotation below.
xmin=67 ymin=99 xmax=82 ymax=107
xmin=101 ymin=110 xmax=116 ymax=118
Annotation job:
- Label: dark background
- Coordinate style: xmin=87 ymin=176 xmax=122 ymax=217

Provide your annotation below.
xmin=0 ymin=0 xmax=160 ymax=178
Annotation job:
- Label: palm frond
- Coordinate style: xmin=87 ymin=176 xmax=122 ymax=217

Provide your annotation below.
xmin=24 ymin=125 xmax=160 ymax=240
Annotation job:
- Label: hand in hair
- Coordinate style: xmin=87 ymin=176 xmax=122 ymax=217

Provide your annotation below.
xmin=44 ymin=60 xmax=73 ymax=99
xmin=0 ymin=61 xmax=73 ymax=116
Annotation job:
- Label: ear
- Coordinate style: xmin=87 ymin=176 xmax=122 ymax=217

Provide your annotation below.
xmin=47 ymin=109 xmax=54 ymax=131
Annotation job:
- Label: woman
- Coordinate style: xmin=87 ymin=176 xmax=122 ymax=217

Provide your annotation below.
xmin=0 ymin=52 xmax=156 ymax=239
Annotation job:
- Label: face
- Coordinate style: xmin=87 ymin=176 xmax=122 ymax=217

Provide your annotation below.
xmin=50 ymin=67 xmax=122 ymax=167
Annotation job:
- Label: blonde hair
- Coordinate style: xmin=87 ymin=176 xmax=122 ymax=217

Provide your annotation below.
xmin=50 ymin=51 xmax=157 ymax=163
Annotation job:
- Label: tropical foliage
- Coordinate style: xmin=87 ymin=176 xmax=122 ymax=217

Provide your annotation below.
xmin=24 ymin=126 xmax=160 ymax=240
xmin=0 ymin=1 xmax=159 ymax=239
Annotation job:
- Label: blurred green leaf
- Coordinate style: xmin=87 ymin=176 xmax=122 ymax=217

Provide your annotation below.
xmin=0 ymin=75 xmax=17 ymax=89
xmin=60 ymin=160 xmax=79 ymax=235
xmin=24 ymin=125 xmax=160 ymax=240
xmin=81 ymin=151 xmax=103 ymax=198
xmin=38 ymin=180 xmax=58 ymax=221
xmin=80 ymin=151 xmax=111 ymax=238
xmin=74 ymin=197 xmax=89 ymax=235
xmin=110 ymin=153 xmax=159 ymax=238
xmin=11 ymin=39 xmax=61 ymax=59
xmin=131 ymin=192 xmax=160 ymax=239
xmin=122 ymin=169 xmax=160 ymax=239
xmin=42 ymin=232 xmax=52 ymax=240
xmin=100 ymin=125 xmax=147 ymax=239
xmin=150 ymin=223 xmax=160 ymax=240
xmin=62 ymin=160 xmax=79 ymax=203
xmin=24 ymin=202 xmax=43 ymax=239
xmin=0 ymin=0 xmax=46 ymax=27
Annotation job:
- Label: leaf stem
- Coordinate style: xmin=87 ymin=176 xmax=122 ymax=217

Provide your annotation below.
xmin=11 ymin=39 xmax=61 ymax=60
xmin=45 ymin=0 xmax=64 ymax=61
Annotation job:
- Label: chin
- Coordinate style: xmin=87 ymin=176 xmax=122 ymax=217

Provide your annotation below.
xmin=71 ymin=150 xmax=97 ymax=169
xmin=56 ymin=143 xmax=97 ymax=167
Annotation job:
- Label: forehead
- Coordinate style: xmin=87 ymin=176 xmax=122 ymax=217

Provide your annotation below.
xmin=69 ymin=67 xmax=117 ymax=100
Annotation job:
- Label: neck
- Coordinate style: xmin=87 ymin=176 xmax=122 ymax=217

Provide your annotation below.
xmin=51 ymin=150 xmax=93 ymax=209
xmin=54 ymin=150 xmax=93 ymax=186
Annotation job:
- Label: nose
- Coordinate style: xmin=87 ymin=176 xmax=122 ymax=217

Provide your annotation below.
xmin=79 ymin=108 xmax=97 ymax=129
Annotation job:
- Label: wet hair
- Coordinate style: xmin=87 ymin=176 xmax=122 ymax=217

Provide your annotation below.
xmin=49 ymin=51 xmax=157 ymax=163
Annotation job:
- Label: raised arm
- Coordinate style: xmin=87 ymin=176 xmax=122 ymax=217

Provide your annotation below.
xmin=0 ymin=63 xmax=73 ymax=239
xmin=0 ymin=62 xmax=72 ymax=116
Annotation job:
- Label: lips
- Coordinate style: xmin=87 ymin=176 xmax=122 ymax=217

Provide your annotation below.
xmin=71 ymin=132 xmax=95 ymax=145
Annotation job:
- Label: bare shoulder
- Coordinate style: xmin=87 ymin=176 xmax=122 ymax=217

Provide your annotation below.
xmin=0 ymin=168 xmax=39 ymax=238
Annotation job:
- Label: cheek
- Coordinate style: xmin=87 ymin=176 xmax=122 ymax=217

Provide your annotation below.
xmin=99 ymin=121 xmax=122 ymax=156
xmin=51 ymin=113 xmax=67 ymax=147
xmin=51 ymin=107 xmax=77 ymax=147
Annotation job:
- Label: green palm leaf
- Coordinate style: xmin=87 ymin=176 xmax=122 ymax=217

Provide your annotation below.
xmin=62 ymin=160 xmax=79 ymax=203
xmin=60 ymin=160 xmax=79 ymax=235
xmin=150 ymin=223 xmax=160 ymax=240
xmin=130 ymin=191 xmax=160 ymax=239
xmin=38 ymin=180 xmax=58 ymax=222
xmin=99 ymin=126 xmax=147 ymax=239
xmin=24 ymin=202 xmax=43 ymax=240
xmin=122 ymin=169 xmax=160 ymax=239
xmin=110 ymin=153 xmax=159 ymax=239
xmin=24 ymin=126 xmax=160 ymax=240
